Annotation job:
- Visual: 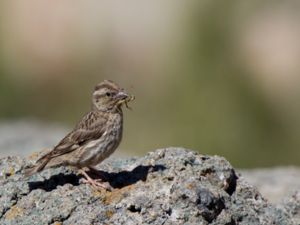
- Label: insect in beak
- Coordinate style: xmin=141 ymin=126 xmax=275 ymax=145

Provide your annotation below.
xmin=115 ymin=91 xmax=135 ymax=110
xmin=124 ymin=95 xmax=135 ymax=110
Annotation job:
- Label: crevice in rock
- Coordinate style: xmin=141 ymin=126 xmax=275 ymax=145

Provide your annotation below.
xmin=200 ymin=168 xmax=215 ymax=177
xmin=224 ymin=170 xmax=238 ymax=196
xmin=0 ymin=190 xmax=22 ymax=220
xmin=127 ymin=205 xmax=141 ymax=213
xmin=0 ymin=203 xmax=17 ymax=220
xmin=196 ymin=188 xmax=226 ymax=223
xmin=165 ymin=208 xmax=172 ymax=216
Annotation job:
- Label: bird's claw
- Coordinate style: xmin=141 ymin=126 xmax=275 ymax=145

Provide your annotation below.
xmin=81 ymin=178 xmax=112 ymax=191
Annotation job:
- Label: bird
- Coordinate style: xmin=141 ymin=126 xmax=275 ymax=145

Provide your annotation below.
xmin=24 ymin=80 xmax=134 ymax=190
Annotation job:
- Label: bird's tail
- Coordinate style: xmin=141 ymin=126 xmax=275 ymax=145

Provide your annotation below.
xmin=23 ymin=157 xmax=50 ymax=177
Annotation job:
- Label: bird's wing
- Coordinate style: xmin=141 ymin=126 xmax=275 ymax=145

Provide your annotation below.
xmin=37 ymin=111 xmax=108 ymax=162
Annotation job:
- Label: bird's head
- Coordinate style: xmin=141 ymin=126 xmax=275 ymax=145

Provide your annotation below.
xmin=92 ymin=80 xmax=134 ymax=112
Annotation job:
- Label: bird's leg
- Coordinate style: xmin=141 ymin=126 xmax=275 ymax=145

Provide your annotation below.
xmin=87 ymin=166 xmax=100 ymax=174
xmin=79 ymin=169 xmax=112 ymax=191
xmin=87 ymin=166 xmax=109 ymax=180
xmin=86 ymin=166 xmax=110 ymax=187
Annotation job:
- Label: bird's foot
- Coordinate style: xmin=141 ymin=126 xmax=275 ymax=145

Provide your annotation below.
xmin=81 ymin=178 xmax=112 ymax=191
xmin=79 ymin=169 xmax=112 ymax=191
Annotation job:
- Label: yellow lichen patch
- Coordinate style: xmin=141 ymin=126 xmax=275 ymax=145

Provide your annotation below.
xmin=92 ymin=189 xmax=107 ymax=199
xmin=8 ymin=167 xmax=15 ymax=176
xmin=187 ymin=183 xmax=195 ymax=189
xmin=5 ymin=206 xmax=23 ymax=220
xmin=53 ymin=222 xmax=62 ymax=225
xmin=105 ymin=209 xmax=114 ymax=219
xmin=103 ymin=185 xmax=135 ymax=205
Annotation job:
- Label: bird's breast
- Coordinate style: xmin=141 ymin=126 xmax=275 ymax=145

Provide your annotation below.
xmin=78 ymin=113 xmax=123 ymax=167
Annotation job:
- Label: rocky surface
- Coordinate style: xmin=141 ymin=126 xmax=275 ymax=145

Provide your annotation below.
xmin=0 ymin=147 xmax=299 ymax=225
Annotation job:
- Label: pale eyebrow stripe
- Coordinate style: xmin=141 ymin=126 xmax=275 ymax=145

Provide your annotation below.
xmin=93 ymin=93 xmax=106 ymax=98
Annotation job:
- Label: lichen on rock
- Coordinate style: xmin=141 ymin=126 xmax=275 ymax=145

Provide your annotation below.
xmin=0 ymin=147 xmax=298 ymax=225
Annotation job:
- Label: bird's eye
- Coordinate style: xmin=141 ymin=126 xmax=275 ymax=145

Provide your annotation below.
xmin=106 ymin=92 xmax=111 ymax=97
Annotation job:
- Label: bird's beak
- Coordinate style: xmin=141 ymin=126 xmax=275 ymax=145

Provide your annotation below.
xmin=115 ymin=91 xmax=129 ymax=100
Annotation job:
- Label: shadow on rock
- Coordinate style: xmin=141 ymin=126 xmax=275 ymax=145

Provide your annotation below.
xmin=28 ymin=164 xmax=166 ymax=191
xmin=28 ymin=173 xmax=80 ymax=192
xmin=88 ymin=164 xmax=166 ymax=189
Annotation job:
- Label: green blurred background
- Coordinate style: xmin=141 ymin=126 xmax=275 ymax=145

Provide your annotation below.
xmin=0 ymin=1 xmax=300 ymax=168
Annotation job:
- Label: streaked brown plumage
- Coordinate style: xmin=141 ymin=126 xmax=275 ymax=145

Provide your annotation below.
xmin=24 ymin=80 xmax=134 ymax=189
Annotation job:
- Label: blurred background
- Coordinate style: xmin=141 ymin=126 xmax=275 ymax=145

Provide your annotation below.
xmin=0 ymin=0 xmax=300 ymax=168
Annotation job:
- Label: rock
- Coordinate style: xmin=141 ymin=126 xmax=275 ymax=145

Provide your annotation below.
xmin=0 ymin=147 xmax=298 ymax=225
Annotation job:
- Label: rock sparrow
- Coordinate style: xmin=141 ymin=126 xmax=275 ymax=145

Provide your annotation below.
xmin=24 ymin=80 xmax=134 ymax=190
